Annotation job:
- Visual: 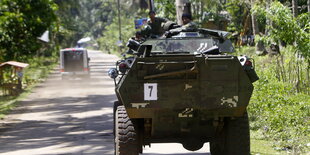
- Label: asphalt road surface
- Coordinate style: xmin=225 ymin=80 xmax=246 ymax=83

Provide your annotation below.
xmin=0 ymin=50 xmax=210 ymax=155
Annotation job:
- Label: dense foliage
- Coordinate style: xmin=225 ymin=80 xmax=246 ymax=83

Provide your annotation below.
xmin=97 ymin=14 xmax=136 ymax=55
xmin=97 ymin=0 xmax=148 ymax=55
xmin=246 ymin=2 xmax=309 ymax=153
xmin=252 ymin=1 xmax=310 ymax=60
xmin=237 ymin=46 xmax=310 ymax=154
xmin=0 ymin=0 xmax=309 ymax=153
xmin=254 ymin=1 xmax=309 ymax=92
xmin=0 ymin=0 xmax=58 ymax=62
xmin=54 ymin=0 xmax=118 ymax=48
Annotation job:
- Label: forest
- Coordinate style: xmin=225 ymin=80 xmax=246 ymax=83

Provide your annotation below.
xmin=0 ymin=0 xmax=309 ymax=154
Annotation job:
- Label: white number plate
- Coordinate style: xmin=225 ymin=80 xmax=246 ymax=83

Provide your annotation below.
xmin=144 ymin=83 xmax=158 ymax=100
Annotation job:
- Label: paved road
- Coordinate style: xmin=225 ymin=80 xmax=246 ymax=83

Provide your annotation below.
xmin=0 ymin=50 xmax=210 ymax=155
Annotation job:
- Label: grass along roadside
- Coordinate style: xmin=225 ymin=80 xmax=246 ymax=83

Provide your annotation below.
xmin=251 ymin=130 xmax=291 ymax=155
xmin=235 ymin=46 xmax=309 ymax=154
xmin=0 ymin=57 xmax=58 ymax=119
xmin=0 ymin=85 xmax=35 ymax=118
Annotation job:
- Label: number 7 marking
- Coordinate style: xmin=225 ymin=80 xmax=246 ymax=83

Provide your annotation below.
xmin=148 ymin=86 xmax=153 ymax=97
xmin=144 ymin=83 xmax=158 ymax=100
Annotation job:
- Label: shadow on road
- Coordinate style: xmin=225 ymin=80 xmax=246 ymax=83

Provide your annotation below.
xmin=0 ymin=94 xmax=115 ymax=154
xmin=0 ymin=51 xmax=118 ymax=154
xmin=0 ymin=51 xmax=211 ymax=155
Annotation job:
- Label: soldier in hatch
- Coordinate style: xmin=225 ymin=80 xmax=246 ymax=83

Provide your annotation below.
xmin=164 ymin=13 xmax=197 ymax=37
xmin=147 ymin=11 xmax=168 ymax=37
xmin=181 ymin=13 xmax=197 ymax=29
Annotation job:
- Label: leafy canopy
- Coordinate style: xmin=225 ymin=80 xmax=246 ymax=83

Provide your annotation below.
xmin=0 ymin=0 xmax=58 ymax=61
xmin=252 ymin=1 xmax=310 ymax=59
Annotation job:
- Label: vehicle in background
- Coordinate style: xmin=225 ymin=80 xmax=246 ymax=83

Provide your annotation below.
xmin=59 ymin=48 xmax=90 ymax=79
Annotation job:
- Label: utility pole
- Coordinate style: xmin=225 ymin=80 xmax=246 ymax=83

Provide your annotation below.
xmin=139 ymin=0 xmax=148 ymax=9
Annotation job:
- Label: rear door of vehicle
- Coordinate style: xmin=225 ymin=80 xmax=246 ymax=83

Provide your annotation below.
xmin=63 ymin=49 xmax=84 ymax=72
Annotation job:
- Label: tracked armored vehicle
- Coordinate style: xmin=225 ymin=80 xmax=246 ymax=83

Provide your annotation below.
xmin=108 ymin=28 xmax=258 ymax=155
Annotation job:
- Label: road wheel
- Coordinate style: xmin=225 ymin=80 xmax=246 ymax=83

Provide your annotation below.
xmin=210 ymin=112 xmax=250 ymax=155
xmin=115 ymin=106 xmax=140 ymax=155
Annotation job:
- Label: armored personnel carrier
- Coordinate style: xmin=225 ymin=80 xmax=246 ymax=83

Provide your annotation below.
xmin=108 ymin=28 xmax=258 ymax=155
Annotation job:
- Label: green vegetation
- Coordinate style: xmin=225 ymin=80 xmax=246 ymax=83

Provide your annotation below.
xmin=252 ymin=1 xmax=310 ymax=61
xmin=0 ymin=0 xmax=59 ymax=114
xmin=23 ymin=57 xmax=58 ymax=86
xmin=236 ymin=46 xmax=310 ymax=154
xmin=251 ymin=130 xmax=289 ymax=155
xmin=245 ymin=3 xmax=309 ymax=153
xmin=0 ymin=0 xmax=309 ymax=154
xmin=0 ymin=0 xmax=58 ymax=62
xmin=0 ymin=56 xmax=57 ymax=118
xmin=0 ymin=96 xmax=19 ymax=118
xmin=97 ymin=1 xmax=148 ymax=55
xmin=0 ymin=84 xmax=34 ymax=118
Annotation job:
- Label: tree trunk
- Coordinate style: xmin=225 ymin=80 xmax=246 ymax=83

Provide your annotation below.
xmin=200 ymin=1 xmax=204 ymax=23
xmin=148 ymin=0 xmax=155 ymax=11
xmin=139 ymin=0 xmax=148 ymax=9
xmin=251 ymin=0 xmax=266 ymax=55
xmin=307 ymin=0 xmax=310 ymax=12
xmin=251 ymin=0 xmax=259 ymax=36
xmin=176 ymin=0 xmax=191 ymax=25
xmin=292 ymin=0 xmax=298 ymax=17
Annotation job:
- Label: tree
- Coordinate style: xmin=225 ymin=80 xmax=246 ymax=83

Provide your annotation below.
xmin=155 ymin=0 xmax=176 ymax=20
xmin=97 ymin=0 xmax=146 ymax=54
xmin=176 ymin=0 xmax=191 ymax=25
xmin=0 ymin=0 xmax=58 ymax=61
xmin=252 ymin=1 xmax=310 ymax=59
xmin=251 ymin=0 xmax=267 ymax=54
xmin=251 ymin=0 xmax=259 ymax=36
xmin=292 ymin=0 xmax=298 ymax=17
xmin=54 ymin=0 xmax=84 ymax=47
xmin=308 ymin=0 xmax=310 ymax=12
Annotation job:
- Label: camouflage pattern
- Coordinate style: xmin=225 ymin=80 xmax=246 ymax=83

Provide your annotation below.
xmin=112 ymin=28 xmax=257 ymax=152
xmin=117 ymin=55 xmax=253 ymax=118
xmin=182 ymin=21 xmax=197 ymax=29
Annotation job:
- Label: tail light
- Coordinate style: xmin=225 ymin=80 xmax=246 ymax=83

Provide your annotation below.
xmin=244 ymin=60 xmax=253 ymax=67
xmin=84 ymin=68 xmax=89 ymax=71
xmin=118 ymin=62 xmax=128 ymax=74
xmin=60 ymin=69 xmax=64 ymax=72
xmin=238 ymin=55 xmax=259 ymax=83
xmin=238 ymin=56 xmax=253 ymax=68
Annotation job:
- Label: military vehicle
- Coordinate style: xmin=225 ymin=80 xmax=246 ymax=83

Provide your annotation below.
xmin=108 ymin=28 xmax=258 ymax=155
xmin=60 ymin=48 xmax=90 ymax=79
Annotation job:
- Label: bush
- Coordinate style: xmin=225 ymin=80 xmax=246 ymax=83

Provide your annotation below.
xmin=23 ymin=56 xmax=57 ymax=86
xmin=236 ymin=46 xmax=310 ymax=153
